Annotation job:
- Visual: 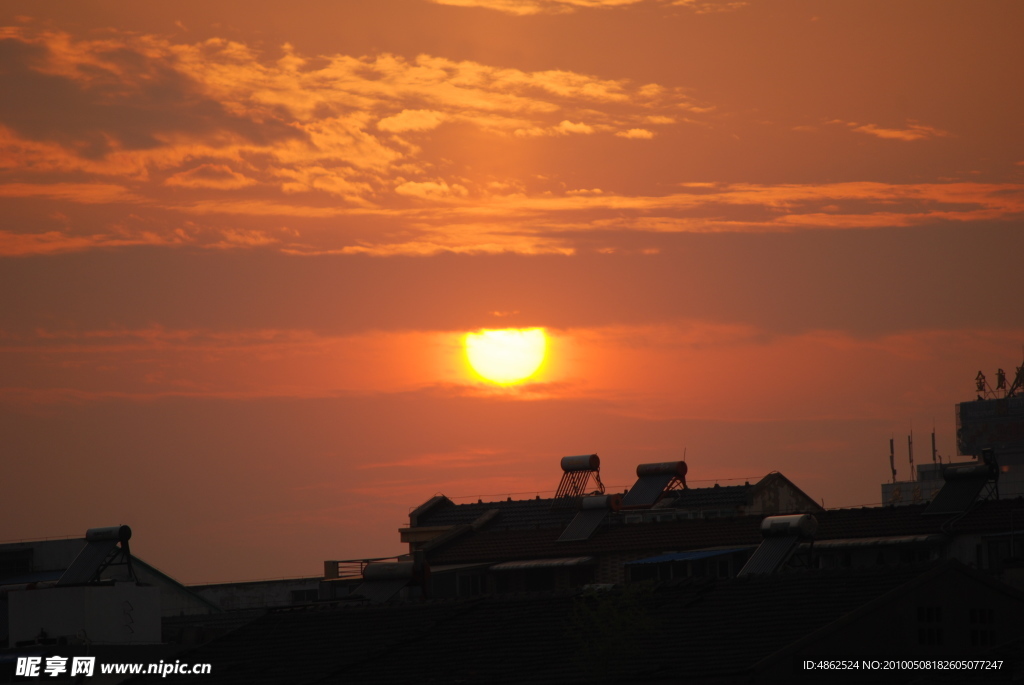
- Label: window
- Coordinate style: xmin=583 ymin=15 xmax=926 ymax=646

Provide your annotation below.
xmin=290 ymin=589 xmax=319 ymax=603
xmin=916 ymin=605 xmax=944 ymax=646
xmin=0 ymin=549 xmax=33 ymax=579
xmin=457 ymin=572 xmax=484 ymax=596
xmin=969 ymin=607 xmax=995 ymax=647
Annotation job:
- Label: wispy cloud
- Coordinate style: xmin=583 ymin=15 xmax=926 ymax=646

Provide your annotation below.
xmin=425 ymin=0 xmax=645 ymax=16
xmin=424 ymin=0 xmax=746 ymax=15
xmin=831 ymin=119 xmax=949 ymax=142
xmin=0 ymin=28 xmax=699 ymax=244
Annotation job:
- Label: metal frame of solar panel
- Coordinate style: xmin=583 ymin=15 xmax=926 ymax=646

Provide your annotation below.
xmin=552 ymin=454 xmax=604 ymax=509
xmin=57 ymin=525 xmax=133 ymax=586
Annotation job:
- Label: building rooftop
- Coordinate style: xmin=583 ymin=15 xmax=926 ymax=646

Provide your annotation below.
xmin=426 ymin=496 xmax=1024 ymax=566
xmin=411 ymin=471 xmax=817 ymax=535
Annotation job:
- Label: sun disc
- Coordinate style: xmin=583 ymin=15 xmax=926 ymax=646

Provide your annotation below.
xmin=465 ymin=328 xmax=547 ymax=385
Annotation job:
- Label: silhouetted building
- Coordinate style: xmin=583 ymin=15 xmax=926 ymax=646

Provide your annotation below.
xmin=126 ymin=560 xmax=1024 ymax=684
xmin=0 ymin=526 xmax=220 ymax=651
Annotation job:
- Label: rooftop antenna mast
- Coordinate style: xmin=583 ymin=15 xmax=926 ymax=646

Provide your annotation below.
xmin=889 ymin=437 xmax=896 ymax=483
xmin=908 ymin=429 xmax=914 ymax=477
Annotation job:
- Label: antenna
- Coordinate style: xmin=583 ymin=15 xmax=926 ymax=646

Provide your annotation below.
xmin=908 ymin=430 xmax=914 ymax=476
xmin=889 ymin=437 xmax=896 ymax=483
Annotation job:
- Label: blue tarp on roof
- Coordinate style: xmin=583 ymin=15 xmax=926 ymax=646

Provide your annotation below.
xmin=626 ymin=548 xmax=750 ymax=565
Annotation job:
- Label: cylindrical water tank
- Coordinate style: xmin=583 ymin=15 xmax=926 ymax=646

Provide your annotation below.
xmin=943 ymin=463 xmax=995 ymax=481
xmin=561 ymin=454 xmax=600 ymax=472
xmin=580 ymin=493 xmax=623 ymax=511
xmin=85 ymin=525 xmax=131 ymax=542
xmin=362 ymin=561 xmax=415 ymax=581
xmin=635 ymin=461 xmax=688 ymax=478
xmin=760 ymin=514 xmax=817 ymax=538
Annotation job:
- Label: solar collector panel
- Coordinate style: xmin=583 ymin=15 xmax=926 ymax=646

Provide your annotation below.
xmin=620 ymin=474 xmax=674 ymax=508
xmin=57 ymin=539 xmax=119 ymax=586
xmin=737 ymin=535 xmax=799 ymax=577
xmin=924 ymin=476 xmax=989 ymax=514
xmin=557 ymin=509 xmax=608 ymax=542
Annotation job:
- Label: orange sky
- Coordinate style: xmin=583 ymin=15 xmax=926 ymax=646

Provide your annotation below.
xmin=1 ymin=0 xmax=1023 ymax=583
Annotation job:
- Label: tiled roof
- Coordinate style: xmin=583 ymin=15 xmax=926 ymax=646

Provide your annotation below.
xmin=414 ymin=496 xmax=580 ymax=531
xmin=127 ymin=562 xmax=1007 ymax=684
xmin=427 ymin=497 xmax=1024 ymax=566
xmin=415 ymin=481 xmax=770 ymax=533
xmin=658 ymin=483 xmax=751 ymax=509
xmin=429 ymin=515 xmax=766 ymax=565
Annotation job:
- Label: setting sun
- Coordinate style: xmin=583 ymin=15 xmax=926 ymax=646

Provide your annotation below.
xmin=464 ymin=328 xmax=547 ymax=385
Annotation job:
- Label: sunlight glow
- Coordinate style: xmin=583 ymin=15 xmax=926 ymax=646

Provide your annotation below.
xmin=464 ymin=328 xmax=547 ymax=385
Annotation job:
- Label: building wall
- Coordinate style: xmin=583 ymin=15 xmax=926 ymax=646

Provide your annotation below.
xmin=751 ymin=476 xmax=822 ymax=515
xmin=9 ymin=584 xmax=161 ymax=645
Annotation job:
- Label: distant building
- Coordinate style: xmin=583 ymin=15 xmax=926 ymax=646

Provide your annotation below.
xmin=883 ymin=376 xmax=1024 ymax=505
xmin=336 ymin=453 xmax=1024 ymax=602
xmin=0 ymin=526 xmax=219 ymax=650
xmin=882 ymin=461 xmax=967 ymax=506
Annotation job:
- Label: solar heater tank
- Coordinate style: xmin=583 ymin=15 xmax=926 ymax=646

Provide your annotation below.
xmin=943 ymin=463 xmax=996 ymax=480
xmin=580 ymin=493 xmax=622 ymax=510
xmin=85 ymin=526 xmax=131 ymax=542
xmin=561 ymin=454 xmax=600 ymax=472
xmin=635 ymin=461 xmax=688 ymax=478
xmin=362 ymin=561 xmax=415 ymax=581
xmin=760 ymin=514 xmax=817 ymax=539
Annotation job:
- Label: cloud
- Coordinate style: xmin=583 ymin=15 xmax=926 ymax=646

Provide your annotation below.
xmin=515 ymin=119 xmax=597 ymax=136
xmin=0 ymin=27 xmax=696 ymax=239
xmin=394 ymin=179 xmax=470 ymax=199
xmin=554 ymin=120 xmax=595 ymax=134
xmin=0 ymin=228 xmax=185 ymax=256
xmin=165 ymin=164 xmax=257 ymax=190
xmin=0 ymin=32 xmax=303 ymax=158
xmin=425 ymin=0 xmax=644 ymax=15
xmin=670 ymin=0 xmax=748 ymax=13
xmin=0 ymin=182 xmax=141 ymax=204
xmin=615 ymin=128 xmax=654 ymax=139
xmin=832 ymin=120 xmax=949 ymax=142
xmin=4 ymin=27 xmax=1015 ymax=260
xmin=377 ymin=109 xmax=448 ymax=132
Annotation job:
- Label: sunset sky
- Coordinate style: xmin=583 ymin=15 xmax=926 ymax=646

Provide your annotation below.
xmin=2 ymin=0 xmax=1023 ymax=584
